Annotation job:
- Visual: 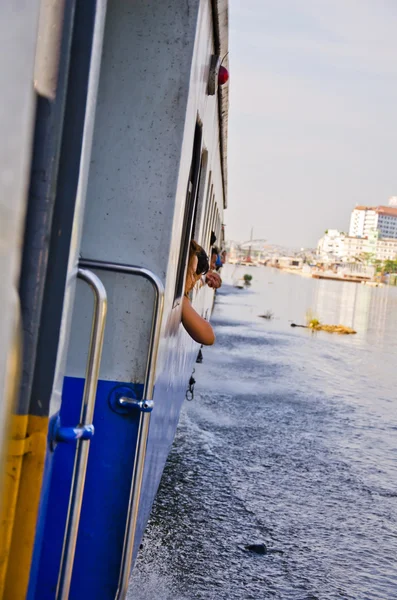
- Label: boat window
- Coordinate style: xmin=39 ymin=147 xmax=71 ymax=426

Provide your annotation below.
xmin=210 ymin=197 xmax=217 ymax=251
xmin=201 ymin=172 xmax=212 ymax=244
xmin=174 ymin=122 xmax=203 ymax=302
xmin=214 ymin=210 xmax=220 ymax=243
xmin=203 ymin=182 xmax=214 ymax=252
xmin=207 ymin=197 xmax=216 ymax=252
xmin=191 ymin=150 xmax=208 ymax=242
xmin=204 ymin=196 xmax=212 ymax=253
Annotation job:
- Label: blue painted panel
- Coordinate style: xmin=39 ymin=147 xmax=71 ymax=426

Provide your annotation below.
xmin=34 ymin=377 xmax=144 ymax=600
xmin=33 ymin=338 xmax=198 ymax=599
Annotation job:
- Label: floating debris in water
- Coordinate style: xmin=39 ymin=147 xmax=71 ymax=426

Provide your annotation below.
xmin=291 ymin=319 xmax=357 ymax=334
xmin=311 ymin=323 xmax=356 ymax=334
xmin=244 ymin=543 xmax=284 ymax=556
xmin=244 ymin=543 xmax=267 ymax=555
xmin=259 ymin=310 xmax=274 ymax=320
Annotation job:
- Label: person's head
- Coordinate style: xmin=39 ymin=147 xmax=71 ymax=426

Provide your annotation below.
xmin=185 ymin=240 xmax=209 ymax=294
xmin=210 ymin=231 xmax=217 ymax=247
xmin=210 ymin=247 xmax=219 ymax=270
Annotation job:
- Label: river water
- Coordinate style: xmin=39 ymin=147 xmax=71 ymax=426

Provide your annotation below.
xmin=131 ymin=265 xmax=397 ymax=600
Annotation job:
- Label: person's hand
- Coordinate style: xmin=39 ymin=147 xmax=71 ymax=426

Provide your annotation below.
xmin=205 ymin=271 xmax=222 ymax=289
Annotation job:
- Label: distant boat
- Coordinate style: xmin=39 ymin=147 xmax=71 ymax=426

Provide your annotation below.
xmin=361 ymin=281 xmax=383 ymax=287
xmin=240 ymin=256 xmax=257 ymax=266
xmin=240 ymin=226 xmax=258 ymax=266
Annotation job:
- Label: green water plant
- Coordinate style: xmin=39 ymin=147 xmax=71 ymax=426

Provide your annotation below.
xmin=309 ymin=318 xmax=320 ymax=328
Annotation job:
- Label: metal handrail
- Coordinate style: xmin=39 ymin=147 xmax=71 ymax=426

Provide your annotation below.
xmin=78 ymin=259 xmax=165 ymax=600
xmin=56 ymin=269 xmax=107 ymax=600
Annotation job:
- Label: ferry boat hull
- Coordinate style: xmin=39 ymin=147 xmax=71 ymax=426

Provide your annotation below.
xmin=0 ymin=1 xmax=229 ymax=598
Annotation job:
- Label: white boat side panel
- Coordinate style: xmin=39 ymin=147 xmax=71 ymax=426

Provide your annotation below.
xmin=67 ymin=0 xmax=225 ymax=383
xmin=67 ymin=1 xmax=202 ymax=382
xmin=80 ymin=0 xmax=200 ymax=276
xmin=0 ymin=2 xmax=40 ymax=434
xmin=163 ymin=0 xmax=224 ymax=303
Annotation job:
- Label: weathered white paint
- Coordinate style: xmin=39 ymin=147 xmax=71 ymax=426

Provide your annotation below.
xmin=66 ymin=0 xmax=228 ymax=385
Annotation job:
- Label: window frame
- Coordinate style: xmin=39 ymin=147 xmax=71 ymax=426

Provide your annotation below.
xmin=173 ymin=121 xmax=203 ymax=303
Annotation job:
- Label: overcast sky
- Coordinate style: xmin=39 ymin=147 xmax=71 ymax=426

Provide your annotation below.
xmin=226 ymin=0 xmax=397 ymax=248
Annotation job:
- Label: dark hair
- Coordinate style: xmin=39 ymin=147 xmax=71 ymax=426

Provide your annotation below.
xmin=210 ymin=231 xmax=217 ymax=246
xmin=196 ymin=247 xmax=209 ymax=275
xmin=211 ymin=247 xmax=219 ymax=256
xmin=189 ymin=240 xmax=209 ymax=276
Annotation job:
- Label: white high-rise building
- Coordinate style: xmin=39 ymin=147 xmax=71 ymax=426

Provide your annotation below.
xmin=349 ymin=205 xmax=397 ymax=239
xmin=377 ymin=206 xmax=397 ymax=238
xmin=349 ymin=206 xmax=377 ymax=237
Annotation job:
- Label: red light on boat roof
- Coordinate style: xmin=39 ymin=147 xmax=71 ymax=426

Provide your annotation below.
xmin=218 ymin=66 xmax=229 ymax=85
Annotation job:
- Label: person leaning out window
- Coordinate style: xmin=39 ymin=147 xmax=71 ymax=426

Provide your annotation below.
xmin=181 ymin=241 xmax=215 ymax=345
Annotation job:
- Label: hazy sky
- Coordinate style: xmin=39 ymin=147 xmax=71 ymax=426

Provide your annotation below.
xmin=227 ymin=0 xmax=397 ymax=248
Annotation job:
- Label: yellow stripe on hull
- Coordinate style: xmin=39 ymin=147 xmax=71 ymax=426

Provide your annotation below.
xmin=0 ymin=414 xmax=48 ymax=600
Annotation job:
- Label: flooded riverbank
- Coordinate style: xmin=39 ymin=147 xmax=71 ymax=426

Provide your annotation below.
xmin=131 ymin=265 xmax=397 ymax=599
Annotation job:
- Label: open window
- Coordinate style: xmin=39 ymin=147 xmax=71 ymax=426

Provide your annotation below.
xmin=174 ymin=122 xmax=204 ymax=301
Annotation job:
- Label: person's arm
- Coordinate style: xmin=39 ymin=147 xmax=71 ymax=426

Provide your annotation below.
xmin=181 ymin=296 xmax=215 ymax=345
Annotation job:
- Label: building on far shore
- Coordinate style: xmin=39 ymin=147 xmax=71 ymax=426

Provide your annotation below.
xmin=319 ymin=199 xmax=397 ymax=264
xmin=349 ymin=204 xmax=397 ymax=239
xmin=317 ymin=229 xmax=397 ymax=263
